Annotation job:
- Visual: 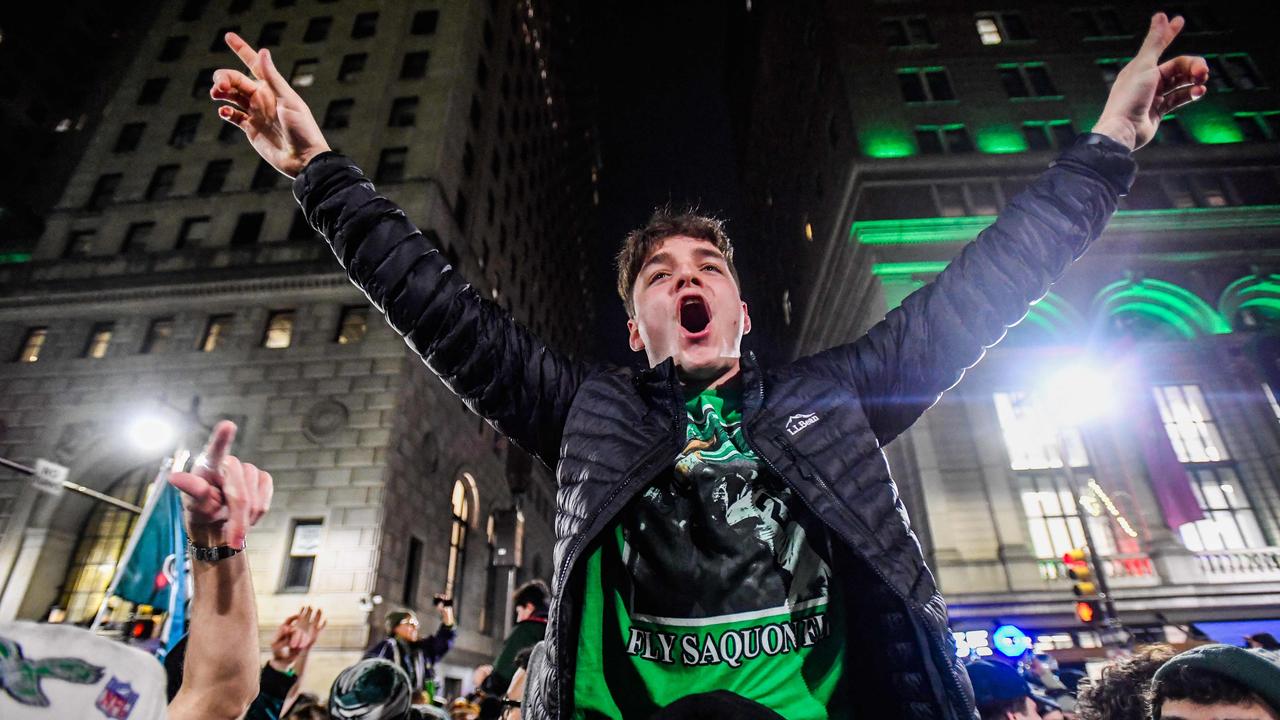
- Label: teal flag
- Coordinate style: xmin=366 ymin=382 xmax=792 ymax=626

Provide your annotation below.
xmin=112 ymin=475 xmax=189 ymax=657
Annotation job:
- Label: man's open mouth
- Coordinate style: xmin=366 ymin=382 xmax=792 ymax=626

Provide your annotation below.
xmin=679 ymin=296 xmax=711 ymax=335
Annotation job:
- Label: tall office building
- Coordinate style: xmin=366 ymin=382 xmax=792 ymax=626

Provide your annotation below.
xmin=0 ymin=0 xmax=598 ymax=695
xmin=739 ymin=1 xmax=1280 ymax=657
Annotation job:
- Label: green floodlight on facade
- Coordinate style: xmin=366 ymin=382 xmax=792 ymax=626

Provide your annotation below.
xmin=859 ymin=127 xmax=917 ymax=158
xmin=1219 ymin=274 xmax=1280 ymax=328
xmin=1093 ymin=277 xmax=1231 ymax=339
xmin=1179 ymin=104 xmax=1245 ymax=145
xmin=975 ymin=124 xmax=1029 ymax=154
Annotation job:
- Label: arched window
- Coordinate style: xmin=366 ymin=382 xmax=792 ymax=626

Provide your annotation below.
xmin=59 ymin=466 xmax=153 ymax=623
xmin=444 ymin=474 xmax=476 ymax=605
xmin=1004 ymin=292 xmax=1085 ymax=346
xmin=1092 ymin=277 xmax=1230 ymax=342
xmin=1219 ymin=274 xmax=1280 ymax=332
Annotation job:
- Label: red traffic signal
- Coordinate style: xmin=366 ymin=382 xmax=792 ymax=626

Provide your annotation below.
xmin=123 ymin=618 xmax=155 ymax=640
xmin=1075 ymin=600 xmax=1101 ymax=625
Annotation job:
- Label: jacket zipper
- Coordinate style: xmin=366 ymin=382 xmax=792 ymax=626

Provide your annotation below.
xmin=742 ymin=379 xmax=969 ymax=720
xmin=553 ymin=373 xmax=685 ymax=717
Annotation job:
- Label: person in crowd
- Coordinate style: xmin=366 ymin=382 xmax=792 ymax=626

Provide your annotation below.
xmin=364 ymin=601 xmax=456 ymax=705
xmin=1149 ymin=644 xmax=1280 ymax=720
xmin=1245 ymin=632 xmax=1280 ymax=651
xmin=210 ymin=12 xmax=1208 ymax=718
xmin=968 ymin=659 xmax=1045 ymax=720
xmin=328 ymin=658 xmax=422 ymax=720
xmin=1 ymin=421 xmax=271 ymax=719
xmin=475 ymin=580 xmax=550 ymax=718
xmin=1073 ymin=643 xmax=1176 ymax=720
xmin=247 ymin=605 xmax=328 ymax=719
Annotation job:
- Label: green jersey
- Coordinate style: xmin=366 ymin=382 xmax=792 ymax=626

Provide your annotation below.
xmin=572 ymin=385 xmax=846 ymax=718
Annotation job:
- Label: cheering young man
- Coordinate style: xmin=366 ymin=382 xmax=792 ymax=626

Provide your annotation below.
xmin=209 ymin=13 xmax=1206 ymax=719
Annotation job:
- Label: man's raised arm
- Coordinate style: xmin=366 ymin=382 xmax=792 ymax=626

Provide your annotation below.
xmin=209 ymin=33 xmax=586 ymax=467
xmin=797 ymin=13 xmax=1207 ymax=445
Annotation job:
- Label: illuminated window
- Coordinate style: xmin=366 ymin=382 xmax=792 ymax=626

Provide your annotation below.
xmin=291 ymin=58 xmax=318 ymax=87
xmin=200 ymin=314 xmax=233 ymax=352
xmin=282 ymin=519 xmax=323 ymax=591
xmin=1180 ymin=467 xmax=1267 ymax=551
xmin=58 ymin=468 xmax=152 ymax=622
xmin=304 ymin=17 xmax=332 ymax=43
xmin=336 ymin=305 xmax=369 ymax=344
xmin=880 ymin=16 xmax=934 ymax=47
xmin=84 ymin=322 xmax=114 ymax=359
xmin=15 ymin=327 xmax=47 ymax=363
xmin=262 ymin=310 xmax=295 ymax=349
xmin=999 ymin=62 xmax=1059 ymax=99
xmin=897 ymin=67 xmax=955 ymax=103
xmin=445 ymin=476 xmax=474 ymax=601
xmin=993 ymin=392 xmax=1119 ymax=559
xmin=141 ymin=318 xmax=174 ymax=354
xmin=975 ymin=12 xmax=1031 ymax=45
xmin=1153 ymin=385 xmax=1229 ymax=465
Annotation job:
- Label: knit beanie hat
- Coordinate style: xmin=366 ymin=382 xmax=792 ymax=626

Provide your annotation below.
xmin=329 ymin=658 xmax=412 ymax=720
xmin=1153 ymin=643 xmax=1280 ymax=712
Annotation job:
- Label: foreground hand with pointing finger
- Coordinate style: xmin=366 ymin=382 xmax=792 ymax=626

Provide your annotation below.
xmin=168 ymin=420 xmax=273 ymax=550
xmin=1091 ymin=12 xmax=1209 ymax=151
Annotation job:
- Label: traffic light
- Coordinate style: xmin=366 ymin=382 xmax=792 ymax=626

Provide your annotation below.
xmin=123 ymin=618 xmax=155 ymax=640
xmin=1063 ymin=548 xmax=1097 ymax=596
xmin=1075 ymin=600 xmax=1101 ymax=625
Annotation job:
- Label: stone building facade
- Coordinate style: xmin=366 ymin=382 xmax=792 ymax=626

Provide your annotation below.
xmin=737 ymin=0 xmax=1280 ymax=659
xmin=0 ymin=0 xmax=594 ymax=697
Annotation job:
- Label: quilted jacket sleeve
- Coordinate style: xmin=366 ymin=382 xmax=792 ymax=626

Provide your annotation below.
xmin=293 ymin=153 xmax=588 ymax=468
xmin=799 ymin=133 xmax=1136 ymax=446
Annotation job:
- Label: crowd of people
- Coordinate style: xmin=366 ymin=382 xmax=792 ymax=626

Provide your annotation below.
xmin=965 ymin=633 xmax=1280 ymax=720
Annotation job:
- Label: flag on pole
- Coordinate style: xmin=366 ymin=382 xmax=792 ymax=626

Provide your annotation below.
xmin=95 ymin=461 xmax=190 ymax=660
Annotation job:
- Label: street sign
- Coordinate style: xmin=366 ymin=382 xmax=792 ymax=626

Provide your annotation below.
xmin=32 ymin=459 xmax=69 ymax=497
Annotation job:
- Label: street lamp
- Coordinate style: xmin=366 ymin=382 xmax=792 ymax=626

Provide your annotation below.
xmin=127 ymin=415 xmax=178 ymax=455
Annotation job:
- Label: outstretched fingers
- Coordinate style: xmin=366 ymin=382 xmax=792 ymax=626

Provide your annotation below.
xmin=1136 ymin=13 xmax=1186 ymax=64
xmin=1158 ymin=55 xmax=1209 ymax=88
xmin=225 ymin=31 xmax=263 ymax=77
xmin=256 ymin=48 xmax=296 ymax=100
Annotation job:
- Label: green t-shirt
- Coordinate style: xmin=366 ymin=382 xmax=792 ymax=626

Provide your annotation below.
xmin=572 ymin=385 xmax=846 ymax=719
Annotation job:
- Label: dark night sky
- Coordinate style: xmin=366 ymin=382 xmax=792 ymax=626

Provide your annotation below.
xmin=580 ymin=1 xmax=748 ymax=367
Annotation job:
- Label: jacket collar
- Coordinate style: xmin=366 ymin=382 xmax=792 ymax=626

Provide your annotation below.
xmin=633 ymin=351 xmax=766 ymax=415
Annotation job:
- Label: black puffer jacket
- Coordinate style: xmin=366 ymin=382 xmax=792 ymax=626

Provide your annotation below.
xmin=294 ymin=133 xmax=1136 ymax=720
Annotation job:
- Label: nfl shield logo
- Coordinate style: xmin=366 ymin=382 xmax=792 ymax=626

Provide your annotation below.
xmin=95 ymin=676 xmax=139 ymax=719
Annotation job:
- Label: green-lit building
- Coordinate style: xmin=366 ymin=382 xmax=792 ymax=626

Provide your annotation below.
xmin=739 ymin=1 xmax=1280 ymax=659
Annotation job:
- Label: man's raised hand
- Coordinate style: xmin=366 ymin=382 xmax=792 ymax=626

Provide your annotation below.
xmin=211 ymin=32 xmax=330 ymax=178
xmin=168 ymin=420 xmax=273 ymax=549
xmin=1092 ymin=13 xmax=1209 ymax=151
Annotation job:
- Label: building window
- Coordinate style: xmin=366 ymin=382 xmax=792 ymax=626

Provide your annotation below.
xmin=403 ymin=536 xmax=424 ymax=605
xmin=57 ymin=469 xmax=151 ymax=623
xmin=1022 ymin=120 xmax=1076 ymax=150
xmin=338 ymin=53 xmax=366 ymax=82
xmin=258 ymin=21 xmax=286 ymax=47
xmin=455 ymin=190 xmax=469 ymax=229
xmin=1157 ymin=175 xmax=1230 ymax=208
xmin=975 ymin=12 xmax=1031 ymax=45
xmin=470 ymin=95 xmax=482 ymax=131
xmin=1070 ymin=8 xmax=1127 ymax=38
xmin=463 ymin=143 xmax=475 ymax=177
xmin=476 ymin=58 xmax=489 ymax=88
xmin=291 ymin=58 xmax=318 ymax=87
xmin=351 ymin=11 xmax=378 ymax=39
xmin=15 ymin=328 xmax=47 ymax=363
xmin=880 ymin=16 xmax=934 ymax=47
xmin=1180 ymin=466 xmax=1267 ymax=551
xmin=200 ymin=314 xmax=233 ymax=352
xmin=147 ymin=165 xmax=180 ymax=200
xmin=445 ymin=476 xmax=473 ymax=600
xmin=915 ymin=124 xmax=974 ymax=155
xmin=114 ymin=123 xmax=146 ymax=153
xmin=84 ymin=322 xmax=114 ymax=359
xmin=288 ymin=210 xmax=318 ymax=241
xmin=85 ymin=175 xmax=121 ymax=212
xmin=219 ymin=120 xmax=241 ymax=143
xmin=336 ymin=305 xmax=369 ymax=344
xmin=121 ymin=222 xmax=155 ymax=254
xmin=197 ymin=159 xmax=232 ymax=194
xmin=1095 ymin=58 xmax=1131 ymax=88
xmin=192 ymin=67 xmax=215 ymax=98
xmin=999 ymin=62 xmax=1059 ymax=99
xmin=993 ymin=392 xmax=1121 ymax=559
xmin=401 ymin=51 xmax=430 ymax=79
xmin=411 ymin=9 xmax=439 ymax=35
xmin=158 ymin=35 xmax=189 ymax=62
xmin=1152 ymin=115 xmax=1190 ymax=145
xmin=1153 ymin=385 xmax=1229 ymax=463
xmin=897 ymin=67 xmax=955 ymax=103
xmin=231 ymin=211 xmax=265 ymax=246
xmin=1234 ymin=112 xmax=1280 ymax=142
xmin=138 ymin=78 xmax=169 ymax=105
xmin=262 ymin=310 xmax=295 ymax=349
xmin=1204 ymin=53 xmax=1265 ymax=92
xmin=141 ymin=317 xmax=174 ymax=354
xmin=376 ymin=147 xmax=408 ymax=183
xmin=304 ymin=16 xmax=332 ymax=43
xmin=388 ymin=96 xmax=419 ymax=127
xmin=177 ymin=216 xmax=211 ymax=249
xmin=282 ymin=519 xmax=323 ymax=591
xmin=251 ymin=159 xmax=280 ymax=190
xmin=170 ymin=113 xmax=201 ymax=148
xmin=323 ymin=99 xmax=354 ymax=129
xmin=63 ymin=230 xmax=96 ymax=258
xmin=211 ymin=26 xmax=240 ymax=52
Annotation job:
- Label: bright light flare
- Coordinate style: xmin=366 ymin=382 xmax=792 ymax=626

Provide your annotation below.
xmin=1040 ymin=365 xmax=1117 ymax=427
xmin=128 ymin=415 xmax=176 ymax=453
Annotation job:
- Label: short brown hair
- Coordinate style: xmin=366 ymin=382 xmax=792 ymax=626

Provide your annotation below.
xmin=615 ymin=206 xmax=739 ymax=316
xmin=1076 ymin=643 xmax=1176 ymax=720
